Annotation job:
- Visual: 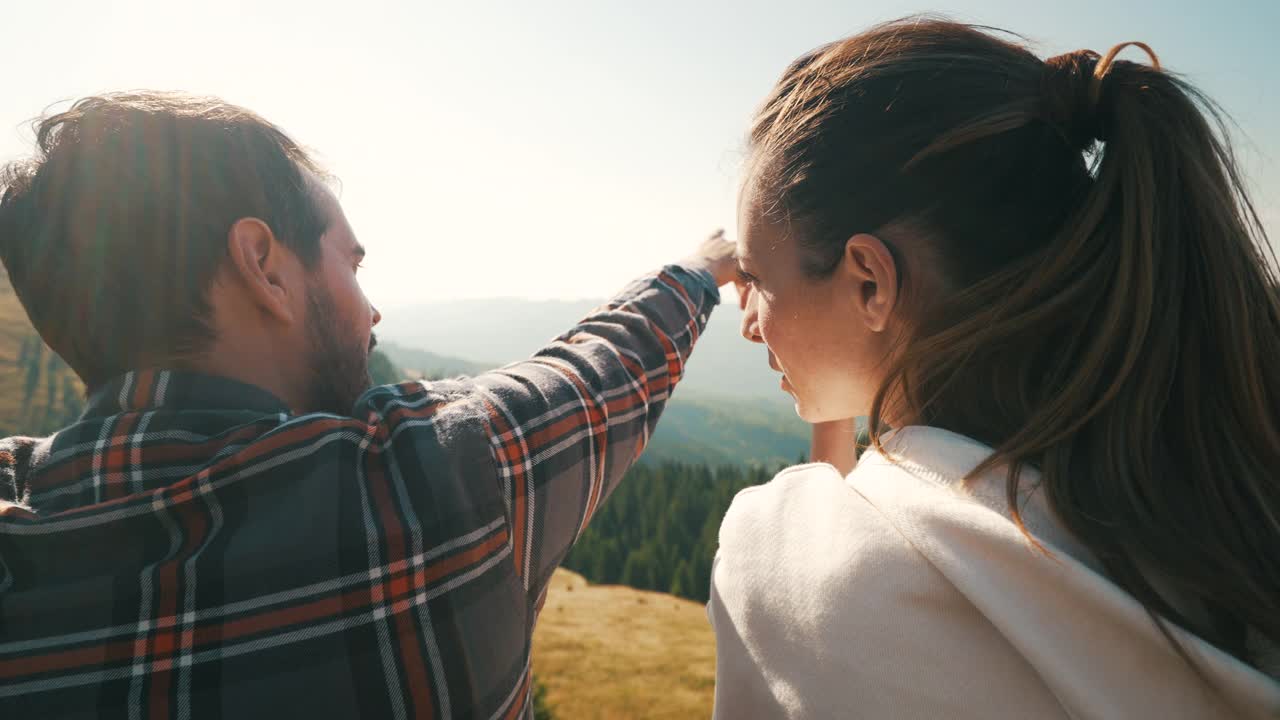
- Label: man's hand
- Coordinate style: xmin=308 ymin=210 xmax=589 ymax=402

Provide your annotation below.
xmin=682 ymin=229 xmax=738 ymax=289
xmin=0 ymin=499 xmax=35 ymax=520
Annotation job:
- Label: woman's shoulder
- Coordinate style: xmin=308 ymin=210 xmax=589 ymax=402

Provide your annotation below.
xmin=725 ymin=461 xmax=848 ymax=505
xmin=710 ymin=458 xmax=1055 ymax=718
xmin=712 ymin=438 xmax=1019 ymax=637
xmin=719 ymin=462 xmax=872 ymax=541
xmin=716 ymin=460 xmax=941 ymax=596
xmin=719 ymin=450 xmax=949 ymax=545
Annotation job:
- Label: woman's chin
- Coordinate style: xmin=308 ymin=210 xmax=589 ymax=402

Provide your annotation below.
xmin=788 ymin=393 xmax=818 ymax=423
xmin=791 ymin=395 xmax=858 ymax=425
xmin=794 ymin=405 xmax=822 ymax=424
xmin=781 ymin=377 xmax=832 ymax=424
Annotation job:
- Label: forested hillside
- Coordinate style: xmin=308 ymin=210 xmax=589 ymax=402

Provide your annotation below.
xmin=563 ymin=461 xmax=782 ymax=603
xmin=0 ymin=272 xmax=85 ymax=437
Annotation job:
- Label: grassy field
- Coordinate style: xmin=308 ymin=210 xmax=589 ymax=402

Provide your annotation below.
xmin=532 ymin=568 xmax=717 ymax=719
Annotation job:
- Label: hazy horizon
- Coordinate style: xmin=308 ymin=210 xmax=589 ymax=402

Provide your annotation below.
xmin=5 ymin=0 xmax=1276 ymax=305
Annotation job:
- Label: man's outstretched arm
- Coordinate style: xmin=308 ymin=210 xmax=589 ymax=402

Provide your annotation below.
xmin=470 ymin=233 xmax=734 ymax=595
xmin=340 ymin=234 xmax=733 ymax=716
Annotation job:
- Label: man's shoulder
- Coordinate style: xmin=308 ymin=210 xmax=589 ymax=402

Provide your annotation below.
xmin=353 ymin=379 xmax=496 ymax=450
xmin=358 ymin=378 xmax=475 ymax=411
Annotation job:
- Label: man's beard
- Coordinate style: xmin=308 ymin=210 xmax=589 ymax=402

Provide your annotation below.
xmin=303 ymin=284 xmax=375 ymax=416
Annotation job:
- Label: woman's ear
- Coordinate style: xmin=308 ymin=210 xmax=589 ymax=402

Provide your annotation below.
xmin=225 ymin=217 xmax=296 ymax=325
xmin=842 ymin=233 xmax=898 ymax=332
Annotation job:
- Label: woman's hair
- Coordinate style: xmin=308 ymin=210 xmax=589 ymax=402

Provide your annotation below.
xmin=750 ymin=17 xmax=1279 ymax=669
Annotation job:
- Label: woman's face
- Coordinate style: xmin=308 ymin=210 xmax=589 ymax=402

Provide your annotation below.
xmin=736 ymin=179 xmax=899 ymax=423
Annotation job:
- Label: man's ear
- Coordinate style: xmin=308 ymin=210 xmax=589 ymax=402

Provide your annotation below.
xmin=841 ymin=233 xmax=898 ymax=333
xmin=225 ymin=218 xmax=296 ymax=325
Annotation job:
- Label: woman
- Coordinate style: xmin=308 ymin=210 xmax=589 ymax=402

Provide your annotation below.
xmin=709 ymin=18 xmax=1279 ymax=719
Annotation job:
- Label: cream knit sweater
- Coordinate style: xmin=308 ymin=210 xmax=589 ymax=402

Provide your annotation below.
xmin=708 ymin=426 xmax=1280 ymax=719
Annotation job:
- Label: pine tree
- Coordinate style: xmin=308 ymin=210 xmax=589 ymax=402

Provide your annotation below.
xmin=620 ymin=549 xmax=655 ymax=590
xmin=560 ymin=460 xmax=780 ymax=602
xmin=670 ymin=558 xmax=694 ymax=598
xmin=531 ymin=675 xmax=556 ymax=719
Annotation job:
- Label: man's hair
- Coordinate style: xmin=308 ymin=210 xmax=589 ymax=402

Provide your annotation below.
xmin=0 ymin=91 xmax=328 ymax=389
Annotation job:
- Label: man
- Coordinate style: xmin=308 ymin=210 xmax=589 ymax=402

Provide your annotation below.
xmin=0 ymin=92 xmax=735 ymax=718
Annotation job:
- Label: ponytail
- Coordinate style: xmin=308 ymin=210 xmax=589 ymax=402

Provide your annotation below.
xmin=1014 ymin=41 xmax=1280 ymax=661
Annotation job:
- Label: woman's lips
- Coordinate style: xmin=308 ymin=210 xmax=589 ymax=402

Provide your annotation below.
xmin=767 ymin=352 xmax=792 ymax=392
xmin=767 ymin=355 xmax=789 ymax=389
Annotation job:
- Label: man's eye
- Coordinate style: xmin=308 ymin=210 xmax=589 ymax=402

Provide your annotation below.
xmin=736 ymin=268 xmax=757 ymax=285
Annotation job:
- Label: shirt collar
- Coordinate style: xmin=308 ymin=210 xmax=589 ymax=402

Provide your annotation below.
xmin=865 ymin=425 xmax=1010 ymax=488
xmin=856 ymin=425 xmax=1105 ymax=573
xmin=83 ymin=370 xmax=291 ymax=419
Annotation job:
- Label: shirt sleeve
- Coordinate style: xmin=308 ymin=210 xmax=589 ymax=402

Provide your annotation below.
xmin=469 ymin=265 xmax=719 ymax=594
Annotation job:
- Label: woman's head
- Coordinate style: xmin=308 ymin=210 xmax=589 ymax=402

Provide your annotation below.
xmin=740 ymin=18 xmax=1280 ymax=671
xmin=739 ymin=20 xmax=1132 ymax=423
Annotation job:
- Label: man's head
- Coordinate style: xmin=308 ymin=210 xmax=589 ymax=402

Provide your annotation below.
xmin=0 ymin=92 xmax=380 ymax=415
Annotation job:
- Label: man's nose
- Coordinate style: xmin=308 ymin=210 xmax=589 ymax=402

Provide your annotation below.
xmin=371 ymin=305 xmax=382 ymax=327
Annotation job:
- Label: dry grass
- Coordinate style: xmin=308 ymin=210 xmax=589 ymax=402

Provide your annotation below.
xmin=532 ymin=568 xmax=717 ymax=720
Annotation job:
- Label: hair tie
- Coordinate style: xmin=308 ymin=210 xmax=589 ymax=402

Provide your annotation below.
xmin=1042 ymin=42 xmax=1161 ymax=150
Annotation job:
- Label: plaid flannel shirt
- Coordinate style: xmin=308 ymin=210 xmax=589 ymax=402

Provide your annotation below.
xmin=0 ymin=265 xmax=719 ymax=719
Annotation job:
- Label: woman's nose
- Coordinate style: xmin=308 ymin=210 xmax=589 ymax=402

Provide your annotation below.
xmin=740 ymin=298 xmax=763 ymax=344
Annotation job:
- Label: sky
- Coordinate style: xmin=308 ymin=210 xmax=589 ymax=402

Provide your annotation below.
xmin=3 ymin=0 xmax=1276 ymax=306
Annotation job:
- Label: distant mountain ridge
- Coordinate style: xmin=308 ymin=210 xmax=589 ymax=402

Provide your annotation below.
xmin=377 ymin=340 xmax=492 ymax=379
xmin=375 ymin=298 xmax=812 ymax=467
xmin=0 ymin=269 xmax=809 ymax=467
xmin=376 ymin=294 xmax=790 ymax=400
